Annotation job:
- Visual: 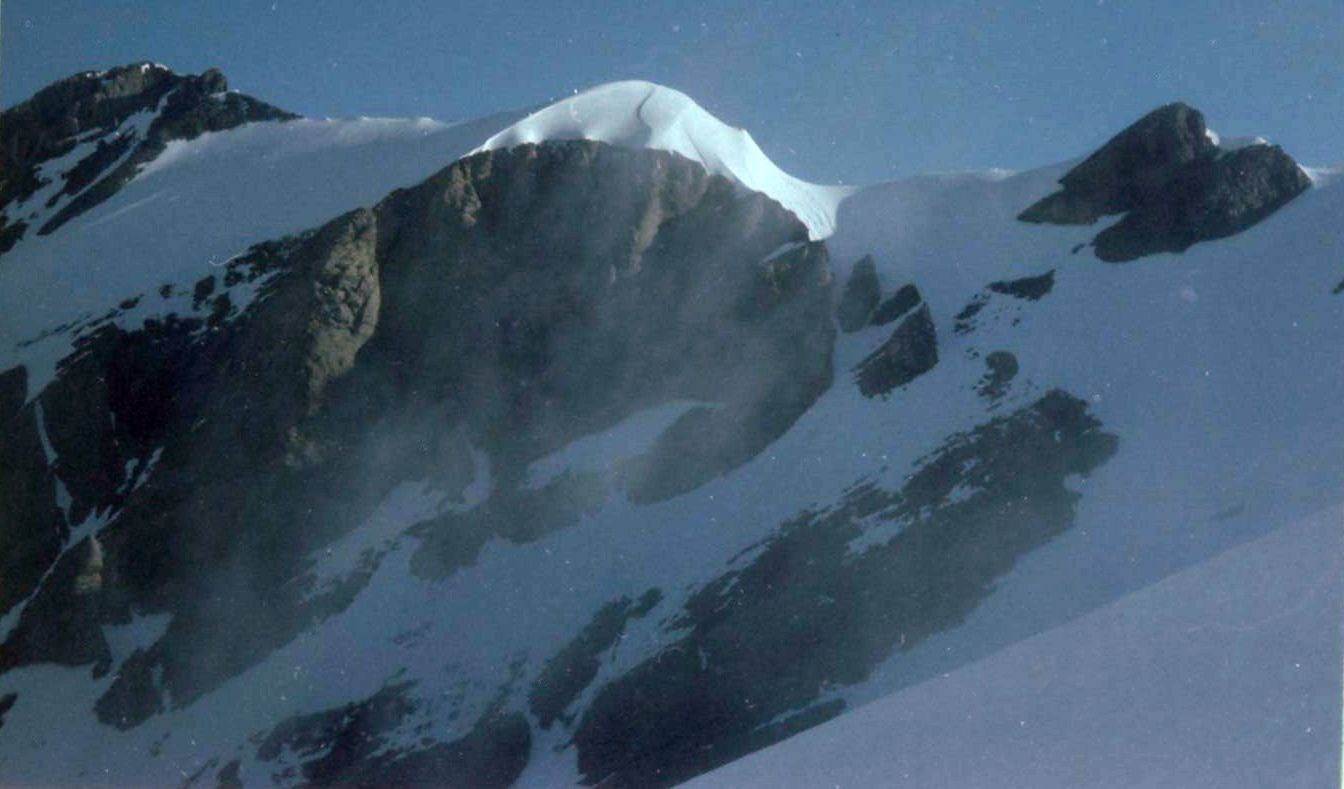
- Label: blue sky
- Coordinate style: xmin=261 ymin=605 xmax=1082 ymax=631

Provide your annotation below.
xmin=4 ymin=1 xmax=1341 ymax=183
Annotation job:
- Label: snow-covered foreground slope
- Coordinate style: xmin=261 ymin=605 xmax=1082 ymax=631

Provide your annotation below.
xmin=0 ymin=75 xmax=1341 ymax=788
xmin=477 ymin=80 xmax=848 ymax=240
xmin=0 ymin=108 xmax=523 ymax=399
xmin=688 ymin=504 xmax=1344 ymax=788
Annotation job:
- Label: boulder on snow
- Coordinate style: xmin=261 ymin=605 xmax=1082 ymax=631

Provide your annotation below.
xmin=855 ymin=303 xmax=938 ymax=397
xmin=1018 ymin=102 xmax=1310 ymax=262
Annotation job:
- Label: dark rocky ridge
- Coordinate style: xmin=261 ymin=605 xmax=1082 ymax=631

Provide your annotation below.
xmin=978 ymin=350 xmax=1019 ymax=401
xmin=1020 ymin=103 xmax=1216 ymax=225
xmin=0 ymin=139 xmax=835 ymax=759
xmin=0 ymin=63 xmax=295 ymax=253
xmin=954 ymin=269 xmax=1057 ymax=336
xmin=0 ymin=304 xmax=246 ymax=642
xmin=1018 ymin=102 xmax=1310 ymax=261
xmin=572 ymin=390 xmax=1119 ymax=786
xmin=529 ymin=589 xmax=662 ymax=729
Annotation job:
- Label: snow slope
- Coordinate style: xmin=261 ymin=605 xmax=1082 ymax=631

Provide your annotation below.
xmin=476 ymin=81 xmax=848 ymax=240
xmin=687 ymin=504 xmax=1344 ymax=788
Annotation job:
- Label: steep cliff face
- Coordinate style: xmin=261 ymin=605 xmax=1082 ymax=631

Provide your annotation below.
xmin=0 ymin=139 xmax=834 ymax=734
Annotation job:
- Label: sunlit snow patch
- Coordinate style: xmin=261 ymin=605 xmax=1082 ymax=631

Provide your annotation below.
xmin=475 ymin=81 xmax=849 ymax=240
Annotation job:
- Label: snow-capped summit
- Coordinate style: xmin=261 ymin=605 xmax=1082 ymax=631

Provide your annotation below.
xmin=476 ymin=80 xmax=848 ymax=239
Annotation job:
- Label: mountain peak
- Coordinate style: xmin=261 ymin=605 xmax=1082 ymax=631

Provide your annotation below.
xmin=0 ymin=63 xmax=296 ymax=252
xmin=476 ymin=81 xmax=847 ymax=239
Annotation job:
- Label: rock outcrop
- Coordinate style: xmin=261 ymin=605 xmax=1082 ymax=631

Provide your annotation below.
xmin=1020 ymin=103 xmax=1216 ymax=225
xmin=572 ymin=390 xmax=1118 ymax=786
xmin=0 ymin=63 xmax=294 ymax=252
xmin=870 ymin=282 xmax=922 ymax=327
xmin=529 ymin=589 xmax=662 ymax=729
xmin=1019 ymin=103 xmax=1310 ymax=262
xmin=988 ymin=269 xmax=1054 ymax=301
xmin=835 ymin=255 xmax=880 ymax=332
xmin=0 ymin=367 xmax=66 ymax=617
xmin=978 ymin=350 xmax=1020 ymax=401
xmin=855 ymin=303 xmax=938 ymax=397
xmin=1091 ymin=144 xmax=1311 ymax=261
xmin=255 ymin=682 xmax=531 ymax=788
xmin=955 ymin=270 xmax=1056 ymax=335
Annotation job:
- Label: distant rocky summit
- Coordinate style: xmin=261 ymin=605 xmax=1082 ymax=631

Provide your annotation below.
xmin=1019 ymin=102 xmax=1310 ymax=261
xmin=0 ymin=62 xmax=294 ymax=252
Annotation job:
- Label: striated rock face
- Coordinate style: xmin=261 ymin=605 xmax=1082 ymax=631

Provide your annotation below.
xmin=0 ymin=63 xmax=295 ymax=252
xmin=1019 ymin=103 xmax=1310 ymax=261
xmin=0 ymin=140 xmax=835 ymax=748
